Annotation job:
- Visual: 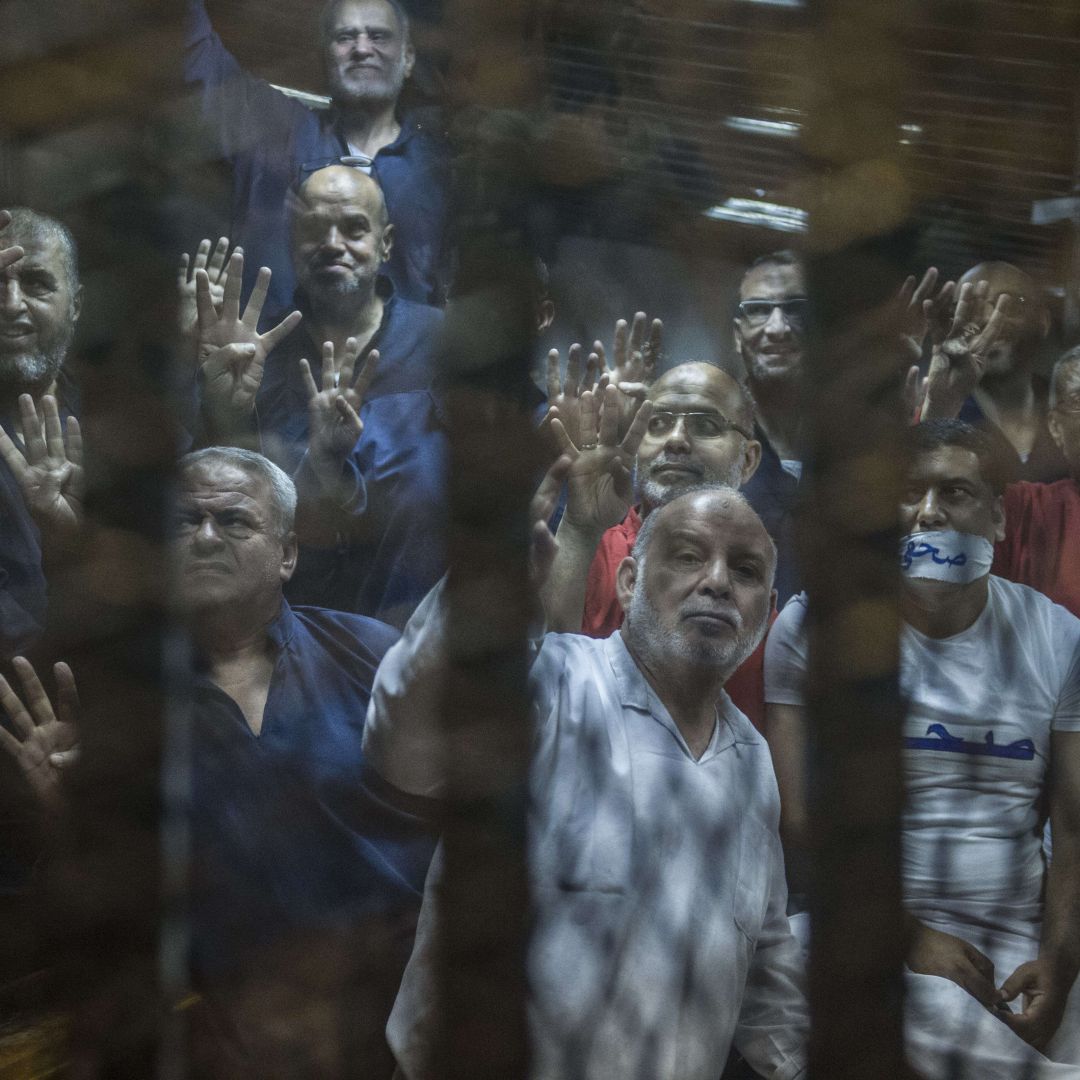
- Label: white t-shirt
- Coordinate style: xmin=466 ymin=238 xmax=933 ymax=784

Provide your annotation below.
xmin=765 ymin=576 xmax=1080 ymax=942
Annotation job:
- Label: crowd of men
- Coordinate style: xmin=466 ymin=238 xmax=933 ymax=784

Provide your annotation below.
xmin=0 ymin=0 xmax=1079 ymax=1077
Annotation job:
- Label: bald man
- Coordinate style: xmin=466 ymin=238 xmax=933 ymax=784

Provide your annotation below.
xmin=955 ymin=261 xmax=1066 ymax=482
xmin=542 ymin=361 xmax=777 ymax=728
xmin=254 ymin=164 xmax=449 ymax=627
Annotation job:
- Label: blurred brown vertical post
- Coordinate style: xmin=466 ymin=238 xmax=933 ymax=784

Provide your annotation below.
xmin=800 ymin=2 xmax=914 ymax=1077
xmin=0 ymin=2 xmax=192 ymax=1076
xmin=431 ymin=0 xmax=547 ymax=1070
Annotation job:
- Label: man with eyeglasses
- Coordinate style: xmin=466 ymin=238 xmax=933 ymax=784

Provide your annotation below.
xmin=993 ymin=346 xmax=1080 ymax=618
xmin=732 ymin=250 xmax=808 ymax=607
xmin=185 ymin=0 xmax=447 ymax=312
xmin=541 ymin=361 xmax=779 ymax=728
xmin=953 ymin=261 xmax=1066 ymax=483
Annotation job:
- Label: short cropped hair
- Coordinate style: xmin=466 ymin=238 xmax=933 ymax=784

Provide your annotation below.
xmin=630 ymin=483 xmax=776 ymax=585
xmin=319 ymin=0 xmax=411 ymax=44
xmin=1049 ymin=346 xmax=1080 ymax=409
xmin=6 ymin=207 xmax=79 ymax=291
xmin=746 ymin=249 xmax=801 ymax=275
xmin=180 ymin=447 xmax=298 ymax=536
xmin=907 ymin=419 xmax=1014 ymax=496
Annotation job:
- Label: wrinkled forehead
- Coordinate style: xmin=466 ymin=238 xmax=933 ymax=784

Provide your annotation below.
xmin=295 ymin=169 xmax=385 ymax=223
xmin=649 ymin=367 xmax=744 ymax=414
xmin=3 ymin=231 xmax=74 ymax=288
xmin=907 ymin=445 xmax=989 ymax=490
xmin=180 ymin=462 xmax=269 ymax=508
xmin=653 ymin=494 xmax=774 ymax=562
xmin=738 ymin=263 xmax=806 ymax=302
xmin=330 ymin=0 xmax=402 ymax=33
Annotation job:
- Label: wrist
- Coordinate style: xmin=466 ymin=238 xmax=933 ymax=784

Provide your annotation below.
xmin=558 ymin=512 xmax=608 ymax=542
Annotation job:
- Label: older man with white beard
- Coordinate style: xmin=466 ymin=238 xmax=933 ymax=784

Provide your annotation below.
xmin=364 ymin=484 xmax=808 ymax=1080
xmin=539 ymin=362 xmax=776 ymax=728
xmin=0 ymin=208 xmax=83 ymax=658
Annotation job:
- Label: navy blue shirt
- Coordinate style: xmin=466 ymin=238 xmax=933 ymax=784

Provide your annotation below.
xmin=255 ymin=292 xmax=449 ymax=628
xmin=189 ymin=601 xmax=437 ymax=975
xmin=743 ymin=428 xmax=802 ymax=608
xmin=184 ymin=0 xmax=449 ymax=312
xmin=0 ymin=442 xmax=44 ymax=660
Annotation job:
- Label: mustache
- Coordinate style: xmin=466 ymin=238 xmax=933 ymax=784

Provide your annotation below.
xmin=647 ymin=453 xmax=703 ymax=476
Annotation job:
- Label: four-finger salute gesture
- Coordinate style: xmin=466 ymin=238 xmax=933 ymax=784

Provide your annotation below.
xmin=0 ymin=394 xmax=83 ymax=541
xmin=0 ymin=657 xmax=79 ymax=812
xmin=301 ymin=339 xmax=378 ymax=472
xmin=196 ymin=251 xmax=301 ymax=422
xmin=178 ymin=236 xmax=235 ymax=339
xmin=543 ymin=343 xmax=601 ymax=452
xmin=548 ymin=383 xmax=653 ymax=534
xmin=920 ymin=280 xmax=1014 ymax=421
xmin=591 ymin=312 xmax=663 ymax=437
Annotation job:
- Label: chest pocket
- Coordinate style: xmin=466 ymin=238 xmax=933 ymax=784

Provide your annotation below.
xmin=734 ymin=819 xmax=777 ymax=944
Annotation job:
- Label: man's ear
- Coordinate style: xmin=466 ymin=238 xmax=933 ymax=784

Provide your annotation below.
xmin=740 ymin=438 xmax=762 ymax=484
xmin=536 ymin=298 xmax=555 ymax=335
xmin=1049 ymin=409 xmax=1065 ymax=455
xmin=380 ymin=223 xmax=394 ymax=265
xmin=615 ymin=556 xmax=639 ymax=612
xmin=403 ymin=40 xmax=416 ymax=79
xmin=990 ymin=494 xmax=1006 ymax=545
xmin=281 ymin=532 xmax=299 ymax=583
xmin=71 ymin=284 xmax=83 ymax=326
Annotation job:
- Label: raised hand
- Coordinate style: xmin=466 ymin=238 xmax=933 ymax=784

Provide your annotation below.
xmin=548 ymin=383 xmax=653 ymax=534
xmin=543 ymin=344 xmax=601 ymax=452
xmin=0 ymin=210 xmax=25 ymax=274
xmin=0 ymin=394 xmax=83 ymax=538
xmin=178 ymin=237 xmax=234 ymax=337
xmin=591 ymin=312 xmax=663 ymax=436
xmin=897 ymin=267 xmax=956 ymax=362
xmin=300 ymin=339 xmax=378 ymax=468
xmin=194 ymin=251 xmax=301 ymax=372
xmin=920 ymin=280 xmax=1014 ymax=420
xmin=0 ymin=656 xmax=79 ymax=811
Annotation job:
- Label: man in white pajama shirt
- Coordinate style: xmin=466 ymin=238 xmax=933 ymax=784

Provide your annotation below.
xmin=364 ymin=485 xmax=808 ymax=1079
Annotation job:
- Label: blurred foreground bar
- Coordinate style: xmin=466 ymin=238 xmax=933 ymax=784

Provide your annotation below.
xmin=800 ymin=1 xmax=912 ymax=1077
xmin=0 ymin=2 xmax=192 ymax=1077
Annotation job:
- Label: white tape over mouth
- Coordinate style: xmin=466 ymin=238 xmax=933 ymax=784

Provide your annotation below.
xmin=899 ymin=530 xmax=994 ymax=584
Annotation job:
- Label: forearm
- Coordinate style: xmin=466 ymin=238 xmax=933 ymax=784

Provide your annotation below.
xmin=1041 ymin=837 xmax=1080 ymax=988
xmin=539 ymin=519 xmax=605 ymax=633
xmin=362 ymin=580 xmax=452 ymax=798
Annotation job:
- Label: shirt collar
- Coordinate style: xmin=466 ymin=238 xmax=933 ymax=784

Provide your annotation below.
xmin=602 ymin=631 xmax=754 ymax=759
xmin=265 ymin=599 xmax=298 ymax=649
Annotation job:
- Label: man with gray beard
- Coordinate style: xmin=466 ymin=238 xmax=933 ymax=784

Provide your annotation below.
xmin=0 ymin=208 xmax=83 ymax=657
xmin=540 ymin=361 xmax=774 ymax=727
xmin=364 ymin=484 xmax=807 ymax=1080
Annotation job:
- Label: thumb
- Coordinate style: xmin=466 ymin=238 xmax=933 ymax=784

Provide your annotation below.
xmin=49 ymin=746 xmax=80 ymax=769
xmin=998 ymin=964 xmax=1035 ymax=1003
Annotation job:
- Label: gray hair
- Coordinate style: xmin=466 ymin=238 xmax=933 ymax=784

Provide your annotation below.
xmin=179 ymin=447 xmax=297 ymax=536
xmin=319 ymin=0 xmax=411 ymax=45
xmin=6 ymin=207 xmax=79 ymax=291
xmin=631 ymin=484 xmax=776 ymax=583
xmin=1050 ymin=345 xmax=1080 ymax=409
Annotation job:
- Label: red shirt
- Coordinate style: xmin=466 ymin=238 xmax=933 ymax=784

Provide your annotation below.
xmin=992 ymin=478 xmax=1080 ymax=618
xmin=581 ymin=506 xmax=771 ymax=732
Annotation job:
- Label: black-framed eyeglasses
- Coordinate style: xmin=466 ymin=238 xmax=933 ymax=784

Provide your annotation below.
xmin=645 ymin=410 xmax=752 ymax=441
xmin=296 ymin=154 xmax=374 ymax=187
xmin=736 ymin=297 xmax=809 ymax=327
